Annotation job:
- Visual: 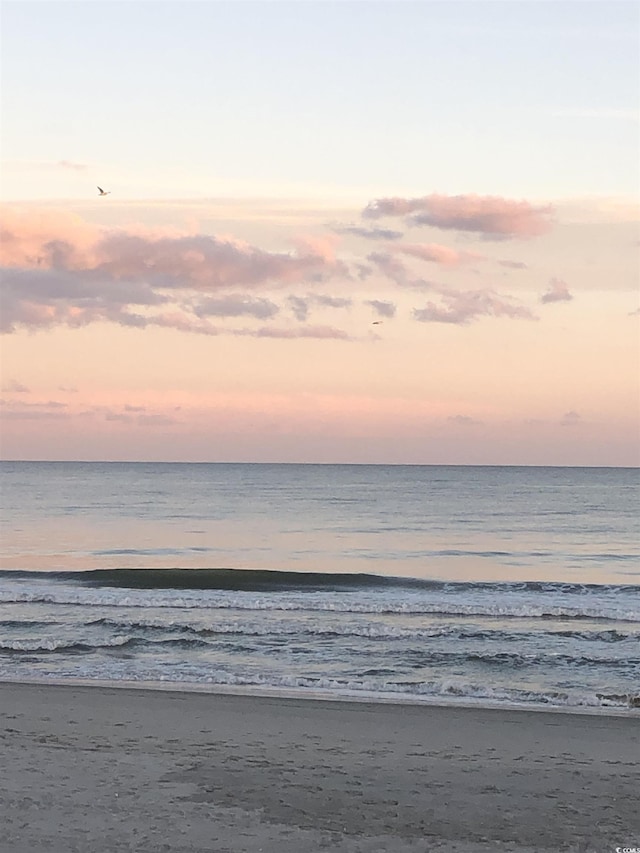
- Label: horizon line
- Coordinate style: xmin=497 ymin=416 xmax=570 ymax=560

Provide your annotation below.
xmin=1 ymin=459 xmax=637 ymax=469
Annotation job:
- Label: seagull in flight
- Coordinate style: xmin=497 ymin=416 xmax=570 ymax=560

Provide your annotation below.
xmin=97 ymin=186 xmax=110 ymax=196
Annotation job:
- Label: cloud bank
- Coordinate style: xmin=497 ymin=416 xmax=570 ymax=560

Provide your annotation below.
xmin=0 ymin=206 xmax=354 ymax=337
xmin=0 ymin=196 xmax=564 ymax=337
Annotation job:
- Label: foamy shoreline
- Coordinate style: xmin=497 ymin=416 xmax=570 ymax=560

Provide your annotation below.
xmin=2 ymin=675 xmax=639 ymax=717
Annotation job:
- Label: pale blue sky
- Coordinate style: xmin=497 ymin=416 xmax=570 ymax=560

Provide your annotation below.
xmin=2 ymin=0 xmax=638 ymax=200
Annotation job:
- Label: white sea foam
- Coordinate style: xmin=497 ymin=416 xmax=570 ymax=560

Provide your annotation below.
xmin=2 ymin=584 xmax=638 ymax=621
xmin=0 ymin=666 xmax=636 ymax=712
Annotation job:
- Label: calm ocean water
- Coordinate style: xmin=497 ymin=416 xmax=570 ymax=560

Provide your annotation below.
xmin=1 ymin=462 xmax=639 ymax=711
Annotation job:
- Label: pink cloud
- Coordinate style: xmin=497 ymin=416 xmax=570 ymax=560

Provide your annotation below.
xmin=291 ymin=234 xmax=342 ymax=264
xmin=541 ymin=277 xmax=573 ymax=303
xmin=94 ymin=231 xmax=345 ymax=290
xmin=0 ymin=266 xmax=167 ymax=333
xmin=0 ymin=203 xmax=555 ymax=342
xmin=0 ymin=207 xmax=101 ymax=269
xmin=58 ymin=160 xmax=88 ymax=171
xmin=414 ymin=287 xmax=537 ymax=324
xmin=0 ymin=206 xmax=346 ymax=288
xmin=0 ymin=206 xmax=356 ymax=337
xmin=235 ymin=325 xmax=351 ymax=340
xmin=393 ymin=242 xmax=485 ymax=266
xmin=363 ymin=194 xmax=554 ymax=238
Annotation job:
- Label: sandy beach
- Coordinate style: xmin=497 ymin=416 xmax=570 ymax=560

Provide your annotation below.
xmin=0 ymin=682 xmax=638 ymax=853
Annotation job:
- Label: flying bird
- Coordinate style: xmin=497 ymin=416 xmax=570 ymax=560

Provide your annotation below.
xmin=372 ymin=321 xmax=383 ymax=325
xmin=97 ymin=186 xmax=110 ymax=196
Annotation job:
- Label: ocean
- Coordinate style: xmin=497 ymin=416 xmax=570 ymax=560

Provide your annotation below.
xmin=1 ymin=461 xmax=639 ymax=712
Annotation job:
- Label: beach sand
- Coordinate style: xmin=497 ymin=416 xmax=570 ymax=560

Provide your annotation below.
xmin=0 ymin=682 xmax=638 ymax=853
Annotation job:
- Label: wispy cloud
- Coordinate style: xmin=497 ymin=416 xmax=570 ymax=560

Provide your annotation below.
xmin=0 ymin=409 xmax=70 ymax=421
xmin=329 ymin=223 xmax=404 ymax=241
xmin=103 ymin=407 xmax=180 ymax=427
xmin=393 ymin=242 xmax=485 ymax=266
xmin=447 ymin=414 xmax=483 ymax=426
xmin=541 ymin=277 xmax=573 ymax=304
xmin=137 ymin=414 xmax=180 ymax=427
xmin=365 ymin=300 xmax=396 ymax=319
xmin=286 ymin=294 xmax=352 ymax=322
xmin=2 ymin=159 xmax=90 ymax=173
xmin=0 ymin=399 xmax=70 ymax=420
xmin=193 ymin=295 xmax=280 ymax=320
xmin=414 ymin=287 xmax=537 ymax=325
xmin=288 ymin=295 xmax=309 ymax=322
xmin=498 ymin=259 xmax=528 ymax=270
xmin=363 ymin=193 xmax=555 ymax=238
xmin=367 ymin=251 xmax=410 ymax=284
xmin=561 ymin=410 xmax=582 ymax=427
xmin=1 ymin=380 xmax=30 ymax=393
xmin=57 ymin=160 xmax=88 ymax=171
xmin=234 ymin=325 xmax=351 ymax=340
xmin=314 ymin=294 xmax=352 ymax=310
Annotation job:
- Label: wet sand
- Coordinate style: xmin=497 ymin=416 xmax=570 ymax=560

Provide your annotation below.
xmin=0 ymin=681 xmax=638 ymax=852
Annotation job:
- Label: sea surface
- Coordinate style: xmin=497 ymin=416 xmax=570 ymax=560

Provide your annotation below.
xmin=1 ymin=462 xmax=639 ymax=712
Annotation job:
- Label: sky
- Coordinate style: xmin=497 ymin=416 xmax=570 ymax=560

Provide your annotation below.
xmin=1 ymin=0 xmax=638 ymax=465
